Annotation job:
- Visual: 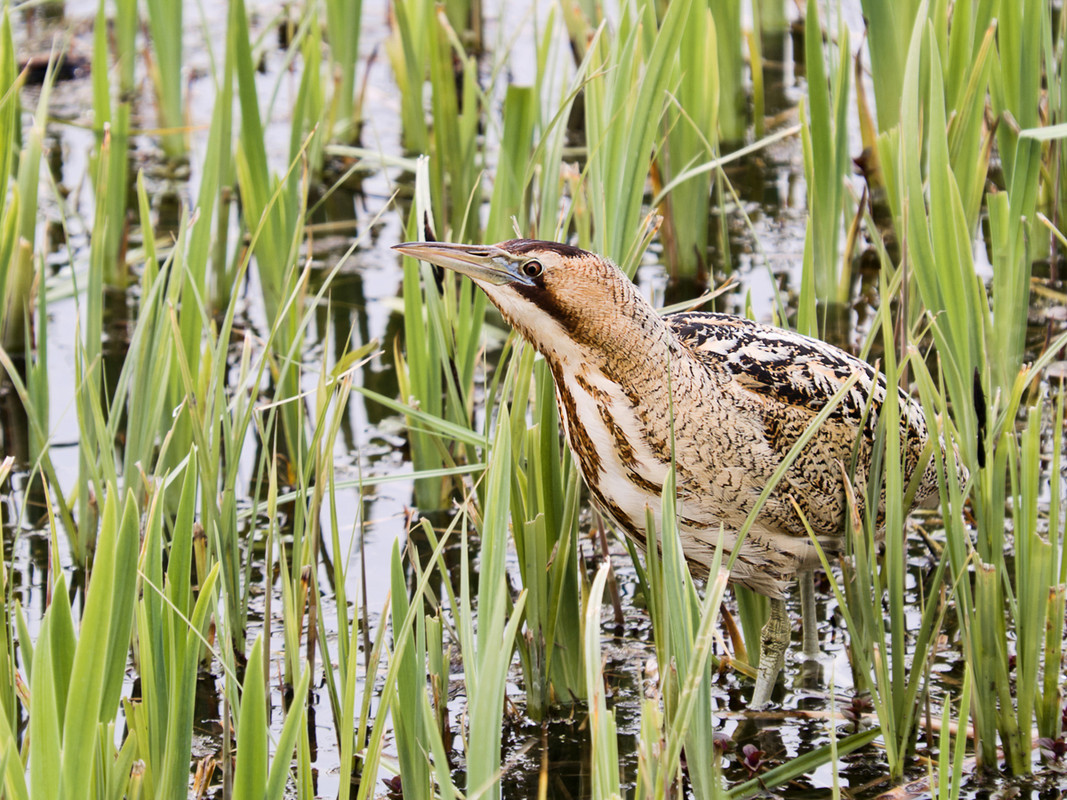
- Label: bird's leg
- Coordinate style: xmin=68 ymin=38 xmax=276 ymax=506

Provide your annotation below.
xmin=749 ymin=597 xmax=789 ymax=709
xmin=799 ymin=572 xmax=819 ymax=658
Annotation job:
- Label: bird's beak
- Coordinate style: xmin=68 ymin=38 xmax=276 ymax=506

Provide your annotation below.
xmin=392 ymin=242 xmax=532 ymax=286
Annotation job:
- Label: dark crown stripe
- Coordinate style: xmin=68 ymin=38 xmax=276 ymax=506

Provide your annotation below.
xmin=500 ymin=238 xmax=588 ymax=258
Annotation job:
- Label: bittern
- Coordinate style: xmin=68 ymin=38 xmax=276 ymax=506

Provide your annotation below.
xmin=393 ymin=239 xmax=965 ymax=708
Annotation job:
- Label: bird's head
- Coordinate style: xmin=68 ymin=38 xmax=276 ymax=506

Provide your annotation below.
xmin=392 ymin=239 xmax=652 ymax=357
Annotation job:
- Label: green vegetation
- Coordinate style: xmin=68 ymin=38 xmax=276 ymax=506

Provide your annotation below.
xmin=0 ymin=0 xmax=1064 ymax=796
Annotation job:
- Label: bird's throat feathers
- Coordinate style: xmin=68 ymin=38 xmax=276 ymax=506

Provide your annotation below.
xmin=480 ymin=268 xmax=674 ymax=378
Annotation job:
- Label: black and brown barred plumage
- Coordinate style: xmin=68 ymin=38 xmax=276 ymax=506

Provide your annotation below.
xmin=394 ymin=238 xmax=968 ymax=707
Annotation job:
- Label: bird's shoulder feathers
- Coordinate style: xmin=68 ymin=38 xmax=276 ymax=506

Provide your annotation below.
xmin=664 ymin=312 xmax=884 ymax=423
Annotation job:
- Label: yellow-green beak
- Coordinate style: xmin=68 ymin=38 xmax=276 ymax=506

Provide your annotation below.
xmin=392 ymin=242 xmax=533 ymax=286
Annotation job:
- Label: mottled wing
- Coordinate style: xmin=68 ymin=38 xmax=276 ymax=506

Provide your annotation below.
xmin=665 ymin=312 xmax=938 ymax=534
xmin=665 ymin=312 xmax=882 ymax=419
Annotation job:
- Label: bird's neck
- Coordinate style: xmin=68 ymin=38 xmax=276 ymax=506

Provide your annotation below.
xmin=536 ymin=284 xmax=685 ymax=535
xmin=601 ymin=306 xmax=679 ymax=381
xmin=538 ymin=285 xmax=681 ymax=387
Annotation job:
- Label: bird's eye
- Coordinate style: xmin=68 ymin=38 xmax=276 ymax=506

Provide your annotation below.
xmin=522 ymin=260 xmax=543 ymax=278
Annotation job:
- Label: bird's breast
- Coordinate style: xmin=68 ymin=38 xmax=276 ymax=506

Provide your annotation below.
xmin=546 ymin=351 xmax=842 ymax=593
xmin=552 ymin=364 xmax=672 ymax=532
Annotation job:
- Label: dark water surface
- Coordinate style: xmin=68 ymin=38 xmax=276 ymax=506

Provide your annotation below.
xmin=3 ymin=1 xmax=1066 ymax=798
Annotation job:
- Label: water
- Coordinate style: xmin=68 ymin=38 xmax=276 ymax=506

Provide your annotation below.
xmin=3 ymin=1 xmax=1066 ymax=798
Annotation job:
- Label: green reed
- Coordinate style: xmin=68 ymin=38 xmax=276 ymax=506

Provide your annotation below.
xmin=1036 ymin=390 xmax=1066 ymax=741
xmin=0 ymin=8 xmax=57 ymax=501
xmin=142 ymin=0 xmax=186 ymax=159
xmin=0 ymin=7 xmax=20 ymax=351
xmin=988 ymin=130 xmax=1042 ymax=395
xmin=946 ymin=20 xmax=996 ymax=233
xmin=428 ymin=13 xmax=482 ymax=244
xmin=90 ymin=0 xmax=134 ymax=287
xmin=582 ymin=0 xmax=690 ymax=272
xmin=637 ymin=469 xmax=727 ymax=800
xmin=797 ymin=0 xmax=852 ymax=326
xmin=389 ymin=537 xmax=436 ymax=798
xmin=232 ymin=0 xmax=308 ymax=465
xmin=930 ymin=665 xmax=972 ymax=800
xmin=0 ymin=9 xmax=14 ymax=203
xmin=387 ymin=0 xmax=431 ymax=153
xmin=323 ymin=0 xmax=364 ymax=144
xmin=485 ymin=85 xmax=537 ymax=241
xmin=859 ymin=0 xmax=919 ymax=131
xmin=463 ymin=413 xmax=528 ymax=800
xmin=1049 ymin=8 xmax=1067 ymax=246
xmin=0 ymin=489 xmax=139 ymax=800
xmin=126 ymin=462 xmax=221 ymax=799
xmin=504 ymin=348 xmax=586 ymax=716
xmin=585 ymin=563 xmax=623 ymax=797
xmin=170 ymin=1 xmax=234 ymax=481
xmin=0 ymin=459 xmax=12 ymax=731
xmin=285 ymin=9 xmax=328 ymax=177
xmin=1 ymin=11 xmax=42 ymax=355
xmin=232 ymin=636 xmax=312 ymax=800
xmin=1011 ymin=400 xmax=1053 ymax=758
xmin=394 ymin=159 xmax=486 ymax=510
xmin=991 ymin=0 xmax=1043 ymax=192
xmin=657 ymin=0 xmax=718 ymax=277
xmin=708 ymin=0 xmax=744 ymax=144
xmin=869 ymin=2 xmax=1066 ymax=774
xmin=358 ymin=519 xmax=458 ymax=800
xmin=388 ymin=0 xmax=482 ymax=242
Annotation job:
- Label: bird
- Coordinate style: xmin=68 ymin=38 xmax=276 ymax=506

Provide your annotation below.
xmin=392 ymin=238 xmax=967 ymax=708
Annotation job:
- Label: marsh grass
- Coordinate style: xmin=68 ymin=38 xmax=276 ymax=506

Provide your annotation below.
xmin=1 ymin=12 xmax=42 ymax=356
xmin=707 ymin=0 xmax=744 ymax=145
xmin=581 ymin=0 xmax=691 ymax=271
xmin=395 ymin=158 xmax=486 ymax=510
xmin=657 ymin=0 xmax=718 ymax=277
xmin=90 ymin=0 xmax=134 ymax=287
xmin=323 ymin=0 xmax=364 ymax=145
xmin=142 ymin=0 xmax=185 ymax=159
xmin=637 ymin=470 xmax=728 ymax=800
xmin=1 ymin=0 xmax=1065 ymax=797
xmin=873 ymin=8 xmax=1067 ymax=773
xmin=797 ymin=0 xmax=851 ymax=324
xmin=585 ymin=562 xmax=623 ymax=797
xmin=802 ymin=270 xmax=959 ymax=779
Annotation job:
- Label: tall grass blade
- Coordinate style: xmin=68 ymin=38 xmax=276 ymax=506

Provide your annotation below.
xmin=397 ymin=160 xmax=484 ymax=509
xmin=323 ymin=0 xmax=364 ymax=143
xmin=799 ymin=0 xmax=851 ymax=314
xmin=583 ymin=0 xmax=690 ymax=272
xmin=463 ymin=409 xmax=527 ymax=800
xmin=708 ymin=0 xmax=743 ymax=143
xmin=231 ymin=0 xmax=306 ymax=460
xmin=658 ymin=1 xmax=717 ymax=277
xmin=232 ymin=636 xmax=268 ymax=800
xmin=143 ymin=0 xmax=186 ymax=157
xmin=859 ymin=0 xmax=920 ymax=130
xmin=58 ymin=488 xmax=139 ymax=798
xmin=3 ymin=37 xmax=52 ymax=353
xmin=389 ymin=539 xmax=433 ymax=797
xmin=1038 ymin=389 xmax=1066 ymax=738
xmin=506 ymin=346 xmax=585 ymax=716
xmin=990 ymin=0 xmax=1043 ymax=185
xmin=584 ymin=563 xmax=621 ymax=799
